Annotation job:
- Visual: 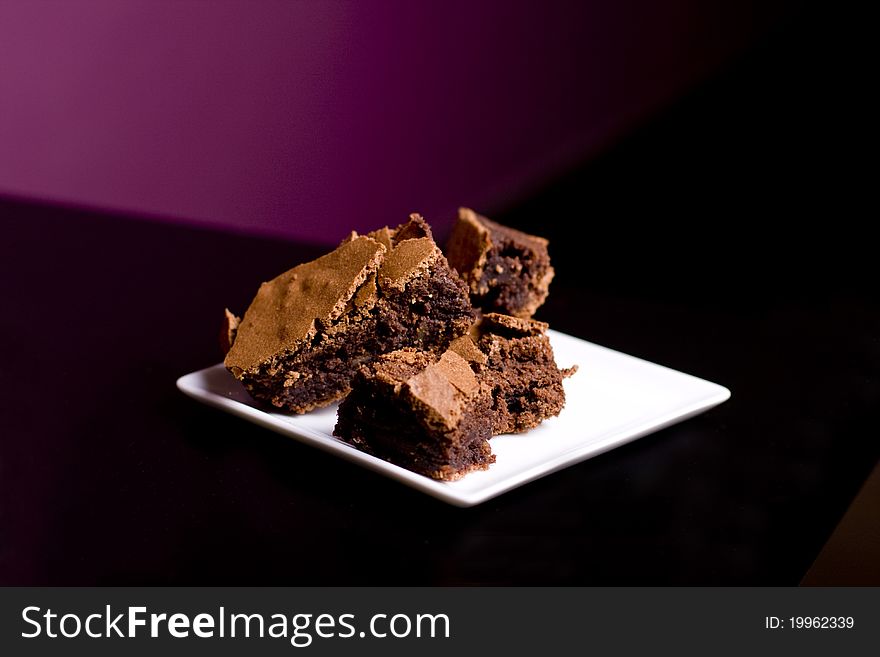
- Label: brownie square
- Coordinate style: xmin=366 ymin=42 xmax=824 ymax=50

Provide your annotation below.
xmin=334 ymin=349 xmax=495 ymax=480
xmin=446 ymin=208 xmax=554 ymax=319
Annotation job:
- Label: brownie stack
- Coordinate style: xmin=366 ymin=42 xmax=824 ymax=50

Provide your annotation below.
xmin=222 ymin=208 xmax=575 ymax=480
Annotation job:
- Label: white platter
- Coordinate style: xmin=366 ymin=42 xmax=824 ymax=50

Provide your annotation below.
xmin=177 ymin=330 xmax=730 ymax=507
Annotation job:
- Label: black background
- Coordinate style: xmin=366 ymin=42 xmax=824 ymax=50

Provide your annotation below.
xmin=1 ymin=4 xmax=876 ymax=585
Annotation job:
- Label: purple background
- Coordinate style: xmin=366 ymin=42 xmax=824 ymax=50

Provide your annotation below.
xmin=0 ymin=1 xmax=787 ymax=244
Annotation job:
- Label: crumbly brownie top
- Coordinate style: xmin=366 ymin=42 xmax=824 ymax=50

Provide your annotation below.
xmin=430 ymin=350 xmax=480 ymax=397
xmin=345 ymin=213 xmax=433 ymax=249
xmin=363 ymin=226 xmax=394 ymax=250
xmin=478 ymin=312 xmax=548 ymax=337
xmin=448 ymin=334 xmax=488 ymax=365
xmin=391 ymin=213 xmax=433 ymax=242
xmin=225 ymin=236 xmax=386 ymax=375
xmin=225 ymin=215 xmax=449 ymax=377
xmin=341 ymin=215 xmax=441 ymax=293
xmin=370 ymin=349 xmax=480 ymax=431
xmin=378 ymin=237 xmax=440 ymax=290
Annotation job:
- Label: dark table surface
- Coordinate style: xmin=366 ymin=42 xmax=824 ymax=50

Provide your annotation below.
xmin=1 ymin=194 xmax=876 ymax=585
xmin=1 ymin=6 xmax=876 ymax=585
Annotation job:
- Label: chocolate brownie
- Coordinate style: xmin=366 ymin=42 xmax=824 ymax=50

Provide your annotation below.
xmin=223 ymin=215 xmax=474 ymax=413
xmin=334 ymin=312 xmax=575 ymax=480
xmin=446 ymin=208 xmax=554 ymax=319
xmin=334 ymin=349 xmax=495 ymax=480
xmin=450 ymin=313 xmax=575 ymax=434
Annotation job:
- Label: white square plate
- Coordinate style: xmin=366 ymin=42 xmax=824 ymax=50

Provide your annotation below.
xmin=177 ymin=331 xmax=730 ymax=507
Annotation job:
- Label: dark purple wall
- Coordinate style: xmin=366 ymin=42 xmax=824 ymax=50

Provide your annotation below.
xmin=0 ymin=1 xmax=785 ymax=244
